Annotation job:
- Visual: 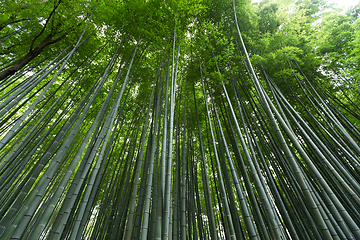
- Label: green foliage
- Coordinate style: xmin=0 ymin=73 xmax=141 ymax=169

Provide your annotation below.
xmin=0 ymin=0 xmax=360 ymax=239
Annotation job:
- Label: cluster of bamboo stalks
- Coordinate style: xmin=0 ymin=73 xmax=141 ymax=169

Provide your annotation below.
xmin=0 ymin=1 xmax=359 ymax=239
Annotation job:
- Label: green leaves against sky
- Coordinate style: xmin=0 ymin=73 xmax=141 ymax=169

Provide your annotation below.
xmin=0 ymin=0 xmax=359 ymax=239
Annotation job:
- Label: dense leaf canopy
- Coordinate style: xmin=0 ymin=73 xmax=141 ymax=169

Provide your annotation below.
xmin=0 ymin=0 xmax=359 ymax=239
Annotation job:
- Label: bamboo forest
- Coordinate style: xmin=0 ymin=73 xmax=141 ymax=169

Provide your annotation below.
xmin=1 ymin=0 xmax=360 ymax=239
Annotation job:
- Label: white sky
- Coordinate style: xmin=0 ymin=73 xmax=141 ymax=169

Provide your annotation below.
xmin=329 ymin=0 xmax=359 ymax=9
xmin=252 ymin=0 xmax=360 ymax=10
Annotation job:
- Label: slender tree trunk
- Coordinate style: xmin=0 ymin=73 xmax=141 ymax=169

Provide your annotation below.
xmin=0 ymin=33 xmax=65 ymax=80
